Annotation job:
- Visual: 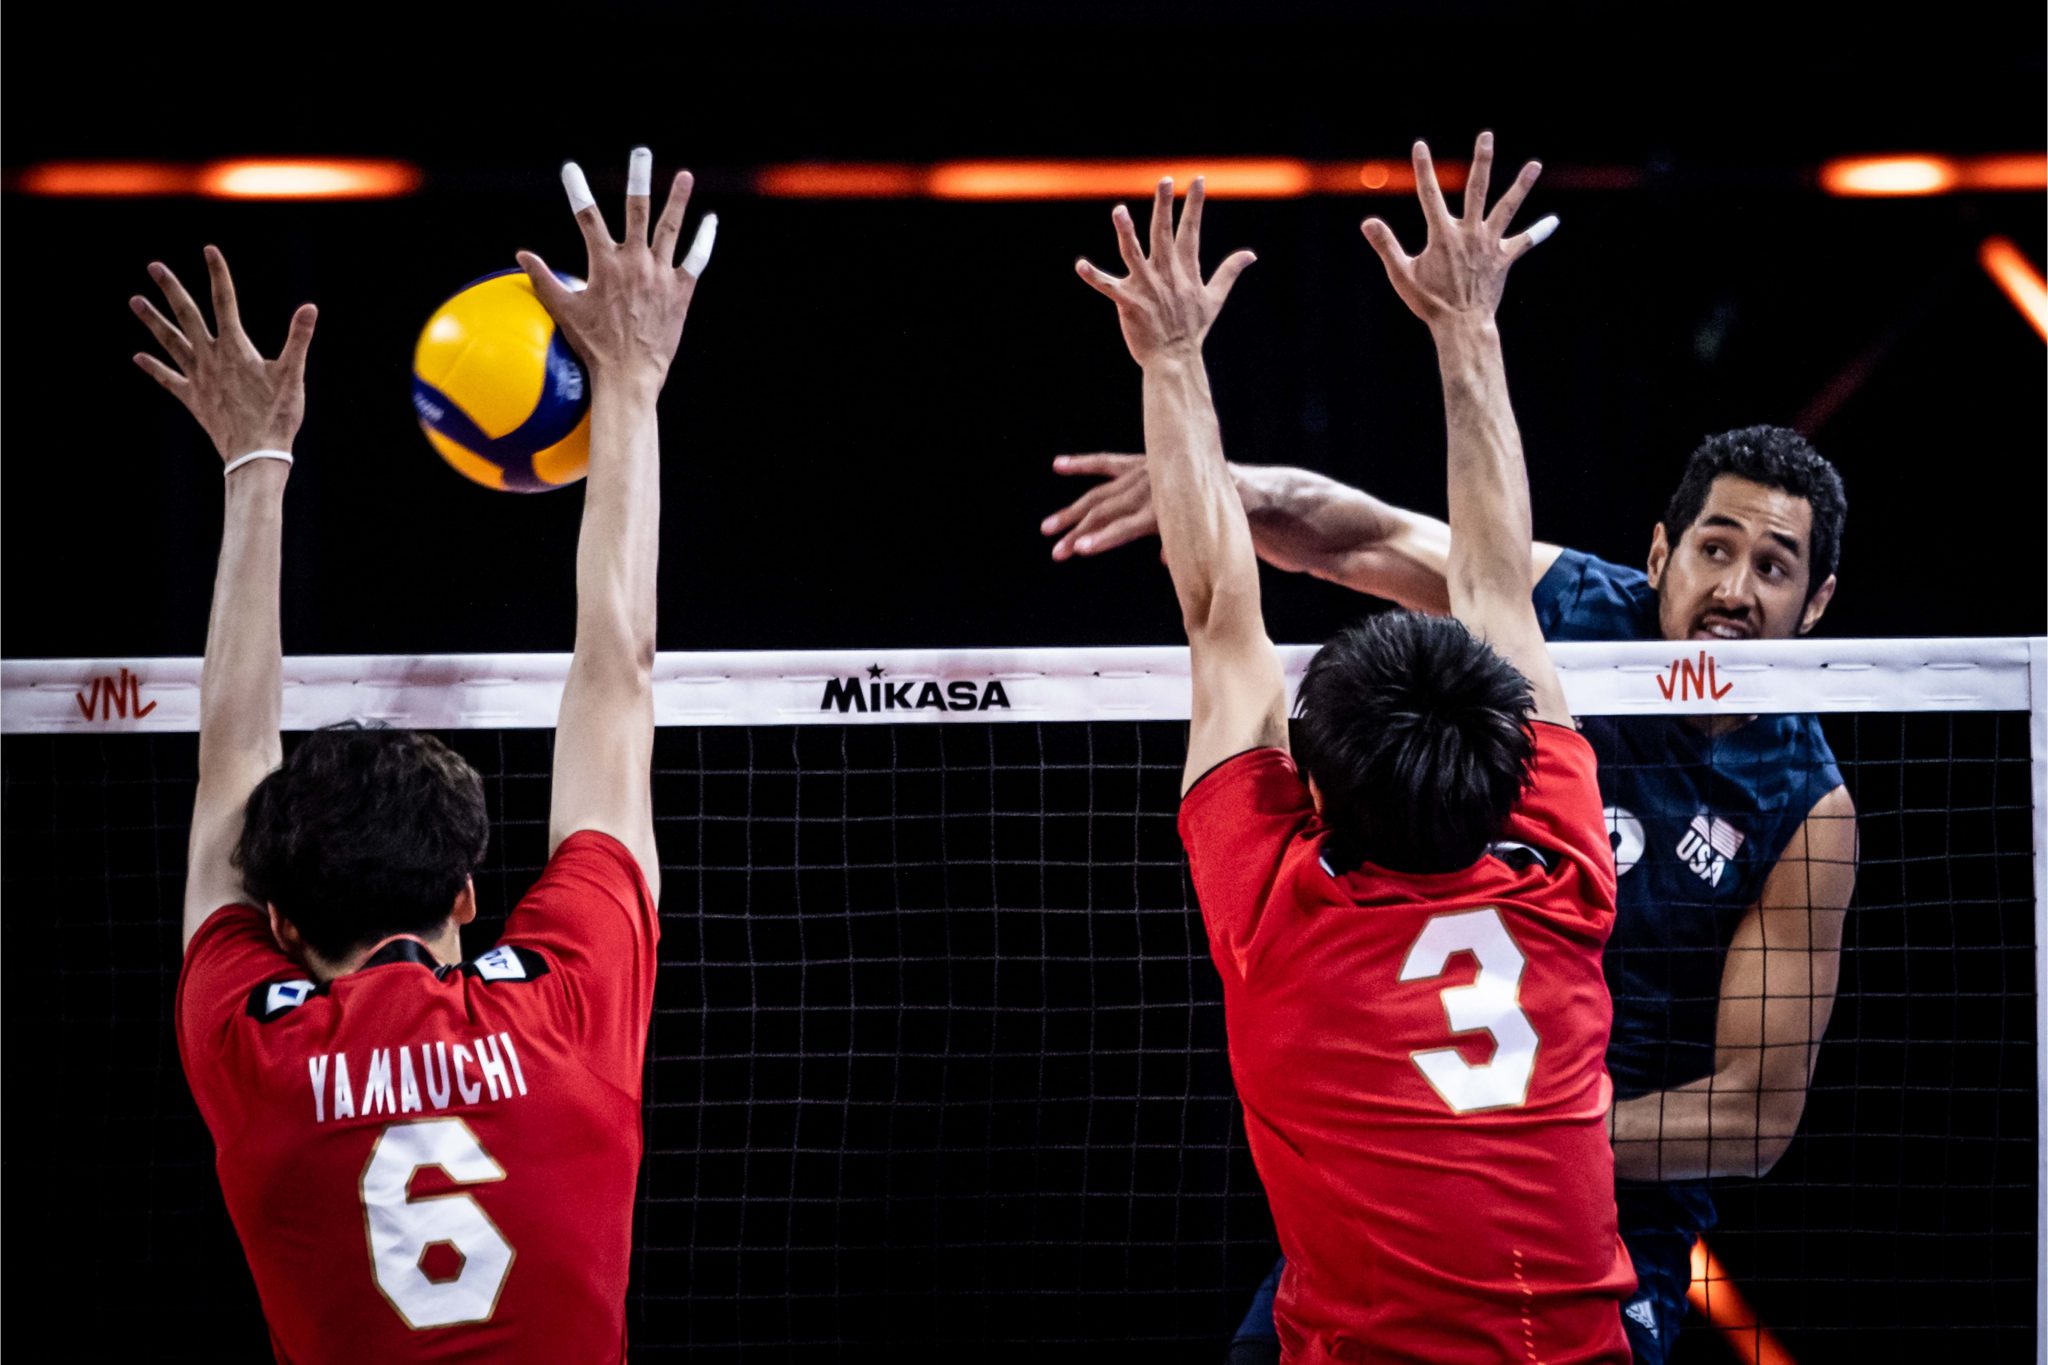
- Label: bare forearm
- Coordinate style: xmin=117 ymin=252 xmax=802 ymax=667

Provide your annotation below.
xmin=1434 ymin=318 xmax=1532 ymax=611
xmin=574 ymin=375 xmax=662 ymax=670
xmin=1611 ymin=1068 xmax=1806 ymax=1180
xmin=198 ymin=463 xmax=288 ymax=778
xmin=1144 ymin=354 xmax=1260 ymax=632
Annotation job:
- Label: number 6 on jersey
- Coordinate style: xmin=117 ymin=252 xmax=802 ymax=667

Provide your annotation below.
xmin=1398 ymin=907 xmax=1540 ymax=1113
xmin=361 ymin=1118 xmax=515 ymax=1329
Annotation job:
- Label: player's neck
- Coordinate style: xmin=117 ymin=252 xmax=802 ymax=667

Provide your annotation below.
xmin=310 ymin=924 xmax=463 ymax=984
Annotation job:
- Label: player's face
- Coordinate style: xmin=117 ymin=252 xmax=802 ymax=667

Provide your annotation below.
xmin=1646 ymin=475 xmax=1836 ymax=642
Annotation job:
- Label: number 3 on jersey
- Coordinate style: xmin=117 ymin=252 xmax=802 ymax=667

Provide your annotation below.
xmin=361 ymin=1118 xmax=515 ymax=1328
xmin=1398 ymin=907 xmax=1539 ymax=1114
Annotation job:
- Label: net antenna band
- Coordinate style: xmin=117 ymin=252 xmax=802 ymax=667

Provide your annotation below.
xmin=2 ymin=637 xmax=2038 ymax=734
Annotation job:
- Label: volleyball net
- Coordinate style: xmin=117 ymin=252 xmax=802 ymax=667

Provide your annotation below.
xmin=3 ymin=637 xmax=2042 ymax=1362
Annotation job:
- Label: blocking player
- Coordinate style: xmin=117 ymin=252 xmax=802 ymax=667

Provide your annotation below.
xmin=1045 ymin=188 xmax=1857 ymax=1365
xmin=145 ymin=148 xmax=714 ymax=1360
xmin=1074 ymin=138 xmax=1635 ymax=1361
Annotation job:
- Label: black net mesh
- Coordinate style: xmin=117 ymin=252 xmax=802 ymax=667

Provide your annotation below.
xmin=0 ymin=710 xmax=2036 ymax=1361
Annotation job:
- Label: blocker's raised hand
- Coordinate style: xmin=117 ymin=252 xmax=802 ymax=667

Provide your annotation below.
xmin=1360 ymin=132 xmax=1557 ymax=331
xmin=1076 ymin=176 xmax=1256 ymax=368
xmin=518 ymin=147 xmax=717 ymax=384
xmin=130 ymin=247 xmax=316 ymax=464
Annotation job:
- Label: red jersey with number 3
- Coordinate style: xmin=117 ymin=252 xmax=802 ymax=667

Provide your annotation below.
xmin=175 ymin=831 xmax=657 ymax=1363
xmin=1180 ymin=723 xmax=1634 ymax=1364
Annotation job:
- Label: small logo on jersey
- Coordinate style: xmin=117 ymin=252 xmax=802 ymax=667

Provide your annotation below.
xmin=1624 ymin=1296 xmax=1659 ymax=1339
xmin=1677 ymin=812 xmax=1745 ymax=888
xmin=459 ymin=945 xmax=549 ymax=982
xmin=247 ymin=977 xmax=318 ymax=1022
xmin=1657 ymin=650 xmax=1735 ymax=702
xmin=820 ymin=665 xmax=1012 ymax=714
xmin=471 ymin=946 xmax=527 ymax=981
xmin=1605 ymin=806 xmax=1645 ymax=876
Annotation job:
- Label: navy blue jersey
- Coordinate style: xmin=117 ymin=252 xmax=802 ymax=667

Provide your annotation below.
xmin=1533 ymin=549 xmax=1843 ymax=1245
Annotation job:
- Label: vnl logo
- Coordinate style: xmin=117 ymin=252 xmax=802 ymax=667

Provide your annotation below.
xmin=1656 ymin=650 xmax=1734 ymax=702
xmin=819 ymin=663 xmax=1012 ymax=714
xmin=76 ymin=667 xmax=157 ymax=721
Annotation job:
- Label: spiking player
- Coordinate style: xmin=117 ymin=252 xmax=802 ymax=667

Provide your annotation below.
xmin=143 ymin=148 xmax=715 ymax=1361
xmin=1046 ymin=197 xmax=1858 ymax=1365
xmin=1073 ymin=137 xmax=1634 ymax=1361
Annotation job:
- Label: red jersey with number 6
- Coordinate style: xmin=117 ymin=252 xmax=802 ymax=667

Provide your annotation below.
xmin=175 ymin=831 xmax=657 ymax=1363
xmin=1180 ymin=723 xmax=1634 ymax=1364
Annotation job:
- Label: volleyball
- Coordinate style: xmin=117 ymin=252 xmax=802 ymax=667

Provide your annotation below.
xmin=411 ymin=270 xmax=590 ymax=492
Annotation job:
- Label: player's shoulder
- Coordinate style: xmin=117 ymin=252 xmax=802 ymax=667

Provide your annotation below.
xmin=1532 ymin=548 xmax=1659 ymax=643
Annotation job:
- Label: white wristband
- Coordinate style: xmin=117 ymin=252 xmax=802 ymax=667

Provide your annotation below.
xmin=223 ymin=449 xmax=294 ymax=478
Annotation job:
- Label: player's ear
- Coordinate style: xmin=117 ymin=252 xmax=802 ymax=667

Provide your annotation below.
xmin=1645 ymin=522 xmax=1671 ymax=590
xmin=1798 ymin=574 xmax=1837 ymax=636
xmin=267 ymin=904 xmax=302 ymax=957
xmin=1306 ymin=775 xmax=1326 ymax=817
xmin=451 ymin=877 xmax=478 ymax=927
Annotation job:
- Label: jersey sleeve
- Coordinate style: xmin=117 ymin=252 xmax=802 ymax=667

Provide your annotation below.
xmin=1177 ymin=747 xmax=1318 ymax=979
xmin=176 ymin=904 xmax=306 ymax=1130
xmin=1531 ymin=547 xmax=1660 ymax=642
xmin=1504 ymin=722 xmax=1619 ymax=914
xmin=499 ymin=830 xmax=661 ymax=1093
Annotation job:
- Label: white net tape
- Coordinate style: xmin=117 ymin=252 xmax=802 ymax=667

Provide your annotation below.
xmin=2 ymin=636 xmax=2039 ymax=733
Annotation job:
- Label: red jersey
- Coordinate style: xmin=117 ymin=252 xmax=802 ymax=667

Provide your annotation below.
xmin=1180 ymin=724 xmax=1634 ymax=1364
xmin=175 ymin=831 xmax=658 ymax=1363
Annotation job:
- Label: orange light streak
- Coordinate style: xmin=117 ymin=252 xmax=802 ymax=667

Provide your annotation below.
xmin=928 ymin=159 xmax=1316 ymax=200
xmin=1687 ymin=1238 xmax=1796 ymax=1365
xmin=196 ymin=159 xmax=422 ymax=199
xmin=17 ymin=162 xmax=198 ymax=196
xmin=16 ymin=159 xmax=422 ymax=199
xmin=1820 ymin=153 xmax=2046 ymax=196
xmin=1978 ymin=236 xmax=2048 ymax=341
xmin=756 ymin=158 xmax=1475 ymax=200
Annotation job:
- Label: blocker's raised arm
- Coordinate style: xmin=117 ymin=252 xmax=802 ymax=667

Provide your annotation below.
xmin=525 ymin=148 xmax=719 ymax=903
xmin=1360 ymin=132 xmax=1568 ymax=725
xmin=1075 ymin=177 xmax=1284 ymax=792
xmin=132 ymin=247 xmax=317 ymax=947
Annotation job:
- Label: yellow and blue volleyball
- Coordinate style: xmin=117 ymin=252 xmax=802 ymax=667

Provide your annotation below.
xmin=411 ymin=270 xmax=591 ymax=492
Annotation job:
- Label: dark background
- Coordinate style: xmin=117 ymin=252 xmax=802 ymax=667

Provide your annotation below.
xmin=3 ymin=0 xmax=2043 ymax=658
xmin=4 ymin=2 xmax=2044 ymax=1361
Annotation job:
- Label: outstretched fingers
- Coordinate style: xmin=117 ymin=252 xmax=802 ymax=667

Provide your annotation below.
xmin=132 ymin=351 xmax=189 ymax=398
xmin=203 ymin=246 xmax=247 ymax=343
xmin=1074 ymin=257 xmax=1122 ymax=299
xmin=560 ymin=161 xmax=614 ymax=253
xmin=1178 ymin=177 xmax=1206 ymax=268
xmin=277 ymin=303 xmax=318 ymax=385
xmin=1110 ymin=203 xmax=1146 ymax=274
xmin=150 ymin=261 xmax=212 ymax=345
xmin=1503 ymin=214 xmax=1560 ymax=261
xmin=1147 ymin=177 xmax=1174 ymax=264
xmin=624 ymin=147 xmax=653 ymax=245
xmin=1411 ymin=140 xmax=1454 ymax=231
xmin=1208 ymin=248 xmax=1257 ymax=303
xmin=652 ymin=169 xmax=696 ymax=266
xmin=129 ymin=295 xmax=192 ymax=365
xmin=679 ymin=214 xmax=718 ymax=279
xmin=1464 ymin=131 xmax=1494 ymax=222
xmin=1359 ymin=217 xmax=1412 ymax=275
xmin=1486 ymin=159 xmax=1544 ymax=236
xmin=516 ymin=249 xmax=579 ymax=317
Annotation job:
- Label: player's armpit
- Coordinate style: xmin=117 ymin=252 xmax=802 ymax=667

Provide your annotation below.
xmin=1184 ymin=613 xmax=1290 ymax=797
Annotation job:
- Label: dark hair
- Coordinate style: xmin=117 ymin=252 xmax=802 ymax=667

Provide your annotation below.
xmin=234 ymin=722 xmax=489 ymax=962
xmin=1293 ymin=612 xmax=1537 ymax=875
xmin=1661 ymin=425 xmax=1847 ymax=597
